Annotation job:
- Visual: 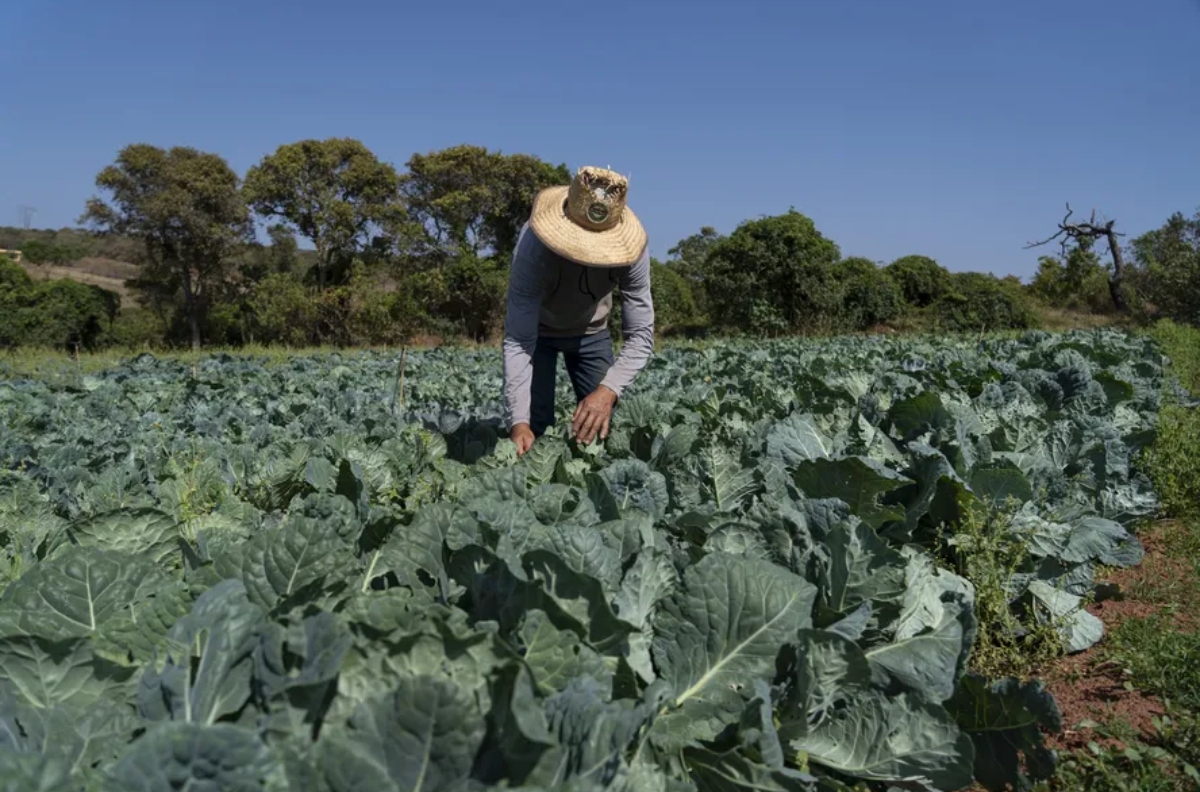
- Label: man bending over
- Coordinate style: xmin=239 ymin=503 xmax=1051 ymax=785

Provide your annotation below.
xmin=502 ymin=165 xmax=655 ymax=456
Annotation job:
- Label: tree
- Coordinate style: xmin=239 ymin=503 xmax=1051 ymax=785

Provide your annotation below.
xmin=1128 ymin=208 xmax=1200 ymax=325
xmin=80 ymin=145 xmax=250 ymax=349
xmin=665 ymin=225 xmax=725 ymax=317
xmin=884 ymin=255 xmax=951 ymax=308
xmin=20 ymin=239 xmax=58 ymax=269
xmin=398 ymin=144 xmax=569 ymax=264
xmin=1026 ymin=203 xmax=1130 ymax=312
xmin=236 ymin=224 xmax=302 ymax=284
xmin=835 ymin=257 xmax=903 ymax=329
xmin=936 ymin=272 xmax=1035 ymax=333
xmin=703 ymin=209 xmax=843 ymax=335
xmin=1027 ymin=238 xmax=1111 ymax=313
xmin=649 ymin=259 xmax=702 ymax=333
xmin=243 ymin=138 xmax=402 ymax=288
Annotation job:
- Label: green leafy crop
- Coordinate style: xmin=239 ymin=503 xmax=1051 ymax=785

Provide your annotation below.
xmin=0 ymin=328 xmax=1188 ymax=791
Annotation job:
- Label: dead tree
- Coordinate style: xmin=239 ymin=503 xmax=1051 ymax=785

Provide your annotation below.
xmin=1026 ymin=203 xmax=1129 ymax=312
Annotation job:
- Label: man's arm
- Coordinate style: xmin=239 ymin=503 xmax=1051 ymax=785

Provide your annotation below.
xmin=502 ymin=227 xmax=542 ymax=429
xmin=599 ymin=244 xmax=655 ymax=397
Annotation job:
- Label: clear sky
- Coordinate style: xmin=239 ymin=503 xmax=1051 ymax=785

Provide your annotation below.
xmin=1 ymin=0 xmax=1197 ymax=279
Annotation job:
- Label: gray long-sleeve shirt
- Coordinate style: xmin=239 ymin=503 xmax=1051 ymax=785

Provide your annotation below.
xmin=502 ymin=223 xmax=655 ymax=428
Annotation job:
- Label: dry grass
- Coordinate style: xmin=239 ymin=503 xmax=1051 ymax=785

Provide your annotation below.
xmin=75 ymin=256 xmax=141 ymax=280
xmin=19 ymin=258 xmax=140 ymax=307
xmin=1032 ymin=305 xmax=1127 ymax=332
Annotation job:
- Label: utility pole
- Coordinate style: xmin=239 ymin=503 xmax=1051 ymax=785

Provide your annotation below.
xmin=17 ymin=205 xmax=36 ymax=230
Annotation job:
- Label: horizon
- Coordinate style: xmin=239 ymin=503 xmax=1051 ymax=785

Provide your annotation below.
xmin=2 ymin=0 xmax=1197 ymax=280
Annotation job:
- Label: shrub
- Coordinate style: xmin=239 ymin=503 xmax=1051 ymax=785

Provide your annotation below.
xmin=99 ymin=309 xmax=168 ymax=350
xmin=246 ymin=273 xmax=320 ymax=346
xmin=884 ymin=254 xmax=951 ymax=307
xmin=703 ymin=210 xmax=843 ymax=335
xmin=935 ymin=272 xmax=1037 ymax=333
xmin=649 ymin=260 xmax=703 ymax=334
xmin=0 ymin=260 xmax=120 ymax=350
xmin=407 ymin=254 xmax=507 ymax=343
xmin=835 ymin=257 xmax=904 ymax=330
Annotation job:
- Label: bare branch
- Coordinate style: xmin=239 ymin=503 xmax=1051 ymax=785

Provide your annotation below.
xmin=1025 ymin=201 xmax=1126 ymax=258
xmin=1026 ymin=201 xmax=1131 ymax=312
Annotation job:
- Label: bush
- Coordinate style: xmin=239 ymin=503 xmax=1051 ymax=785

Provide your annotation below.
xmin=99 ymin=309 xmax=168 ymax=350
xmin=407 ymin=254 xmax=507 ymax=343
xmin=649 ymin=260 xmax=703 ymax=334
xmin=1144 ymin=321 xmax=1200 ymax=519
xmin=246 ymin=273 xmax=320 ymax=346
xmin=0 ymin=259 xmax=120 ymax=350
xmin=884 ymin=255 xmax=951 ymax=307
xmin=835 ymin=257 xmax=904 ymax=330
xmin=934 ymin=272 xmax=1036 ymax=333
xmin=1027 ymin=245 xmax=1114 ymax=314
xmin=703 ymin=209 xmax=843 ymax=335
xmin=1128 ymin=210 xmax=1200 ymax=326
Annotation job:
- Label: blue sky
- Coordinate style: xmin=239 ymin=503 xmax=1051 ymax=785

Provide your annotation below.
xmin=1 ymin=0 xmax=1197 ymax=279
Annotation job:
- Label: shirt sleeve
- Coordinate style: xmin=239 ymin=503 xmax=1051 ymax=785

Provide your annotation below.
xmin=600 ymin=245 xmax=655 ymax=397
xmin=502 ymin=226 xmax=543 ymax=428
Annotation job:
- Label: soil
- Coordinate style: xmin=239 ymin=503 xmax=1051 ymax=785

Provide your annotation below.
xmin=1031 ymin=522 xmax=1195 ymax=752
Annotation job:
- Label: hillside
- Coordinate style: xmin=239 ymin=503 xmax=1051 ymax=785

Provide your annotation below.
xmin=0 ymin=225 xmax=142 ymax=264
xmin=1 ymin=225 xmax=143 ymax=307
xmin=17 ymin=257 xmax=141 ymax=308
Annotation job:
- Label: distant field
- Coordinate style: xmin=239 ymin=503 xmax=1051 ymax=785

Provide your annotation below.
xmin=19 ymin=256 xmax=140 ymax=307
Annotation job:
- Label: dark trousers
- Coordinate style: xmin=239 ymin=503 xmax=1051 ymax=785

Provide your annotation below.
xmin=530 ymin=332 xmax=615 ymax=437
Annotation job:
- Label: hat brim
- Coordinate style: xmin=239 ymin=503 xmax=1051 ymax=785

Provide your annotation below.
xmin=527 ymin=186 xmax=647 ymax=267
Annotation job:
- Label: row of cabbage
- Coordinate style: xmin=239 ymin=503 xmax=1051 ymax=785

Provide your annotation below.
xmin=0 ymin=329 xmax=1176 ymax=790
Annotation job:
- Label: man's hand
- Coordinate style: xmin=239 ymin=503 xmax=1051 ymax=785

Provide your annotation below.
xmin=511 ymin=423 xmax=535 ymax=456
xmin=572 ymin=386 xmax=618 ymax=445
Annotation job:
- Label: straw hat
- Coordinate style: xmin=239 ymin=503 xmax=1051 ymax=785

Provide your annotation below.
xmin=528 ymin=166 xmax=648 ymax=267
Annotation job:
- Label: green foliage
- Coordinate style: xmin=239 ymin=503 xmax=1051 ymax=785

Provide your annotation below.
xmin=0 ymin=256 xmax=32 ymax=291
xmin=935 ymin=271 xmax=1037 ymax=332
xmin=0 ymin=329 xmax=1165 ymax=791
xmin=649 ymin=259 xmax=702 ymax=333
xmin=1145 ymin=404 xmax=1200 ymax=521
xmin=243 ymin=137 xmax=402 ymax=289
xmin=99 ymin=308 xmax=167 ymax=350
xmin=399 ymin=143 xmax=569 ymax=262
xmin=12 ymin=136 xmax=1200 ymax=354
xmin=18 ymin=237 xmax=85 ymax=266
xmin=885 ymin=254 xmax=951 ymax=307
xmin=1047 ymin=319 xmax=1200 ymax=791
xmin=1151 ymin=320 xmax=1200 ymax=393
xmin=405 ymin=253 xmax=508 ymax=342
xmin=245 ymin=272 xmax=320 ymax=346
xmin=938 ymin=499 xmax=1067 ymax=680
xmin=1129 ymin=209 xmax=1200 ymax=326
xmin=0 ymin=258 xmax=119 ymax=350
xmin=1110 ymin=616 xmax=1200 ymax=712
xmin=703 ymin=209 xmax=844 ymax=335
xmin=1144 ymin=322 xmax=1200 ymax=519
xmin=0 ymin=225 xmax=133 ymax=262
xmin=665 ymin=225 xmax=724 ymax=317
xmin=241 ymin=267 xmax=424 ymax=348
xmin=80 ymin=143 xmax=252 ymax=349
xmin=1048 ymin=715 xmax=1200 ymax=791
xmin=234 ymin=224 xmax=302 ymax=284
xmin=836 ymin=256 xmax=904 ymax=329
xmin=1028 ymin=239 xmax=1114 ymax=314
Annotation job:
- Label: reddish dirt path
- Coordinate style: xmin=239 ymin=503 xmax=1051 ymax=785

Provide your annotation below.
xmin=1033 ymin=523 xmax=1195 ymax=752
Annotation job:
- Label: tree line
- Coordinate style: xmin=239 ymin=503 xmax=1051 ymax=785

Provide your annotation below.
xmin=1 ymin=138 xmax=1198 ymax=352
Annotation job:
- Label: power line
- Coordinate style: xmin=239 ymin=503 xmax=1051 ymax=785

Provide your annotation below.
xmin=17 ymin=205 xmax=36 ymax=230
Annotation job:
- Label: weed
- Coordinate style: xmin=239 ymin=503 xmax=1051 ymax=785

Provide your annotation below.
xmin=1042 ymin=714 xmax=1200 ymax=791
xmin=938 ymin=499 xmax=1068 ymax=679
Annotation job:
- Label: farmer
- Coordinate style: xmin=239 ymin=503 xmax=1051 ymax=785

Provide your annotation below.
xmin=502 ymin=165 xmax=655 ymax=456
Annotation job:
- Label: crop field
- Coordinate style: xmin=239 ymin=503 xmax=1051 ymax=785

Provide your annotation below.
xmin=0 ymin=329 xmax=1194 ymax=791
